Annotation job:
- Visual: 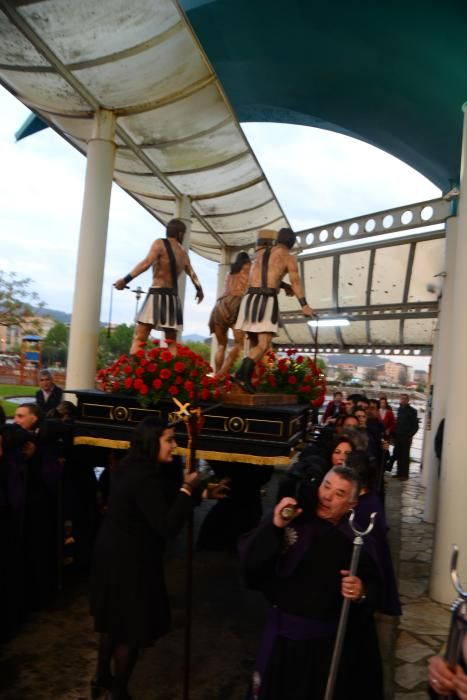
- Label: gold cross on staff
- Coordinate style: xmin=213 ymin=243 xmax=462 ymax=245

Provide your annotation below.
xmin=172 ymin=398 xmax=191 ymax=419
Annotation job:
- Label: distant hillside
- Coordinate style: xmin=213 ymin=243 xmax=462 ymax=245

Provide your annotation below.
xmin=326 ymin=354 xmax=400 ymax=368
xmin=182 ymin=333 xmax=209 ymax=343
xmin=35 ymin=307 xmax=71 ymax=324
xmin=34 ymin=311 xmax=211 ymax=342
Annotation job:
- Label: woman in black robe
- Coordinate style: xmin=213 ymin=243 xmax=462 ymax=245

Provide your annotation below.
xmin=89 ymin=416 xmax=203 ymax=700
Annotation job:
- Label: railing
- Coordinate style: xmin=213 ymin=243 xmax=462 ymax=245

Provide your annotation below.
xmin=0 ymin=367 xmax=66 ymax=387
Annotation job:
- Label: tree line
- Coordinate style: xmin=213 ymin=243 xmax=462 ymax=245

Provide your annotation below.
xmin=41 ymin=322 xmax=211 ymax=368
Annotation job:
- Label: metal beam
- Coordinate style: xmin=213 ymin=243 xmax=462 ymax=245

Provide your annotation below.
xmin=294 ymin=197 xmax=452 ymax=253
xmin=282 ymin=311 xmax=437 ymax=324
xmin=273 ymin=343 xmax=433 ymax=356
xmin=297 ymin=228 xmax=445 ymax=261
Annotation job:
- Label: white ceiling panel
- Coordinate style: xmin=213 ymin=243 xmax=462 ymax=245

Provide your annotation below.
xmin=371 ymin=244 xmax=410 ymax=305
xmin=408 ymin=238 xmax=446 ymax=302
xmin=369 ymin=320 xmax=401 ymax=345
xmin=195 ymin=182 xmax=274 ymax=214
xmin=339 ymin=250 xmax=371 ymax=307
xmin=278 ymin=232 xmax=443 ymax=351
xmin=303 ymin=257 xmax=334 ymax=309
xmin=118 ymin=84 xmax=229 ymax=145
xmin=0 ymin=0 xmax=288 ymax=262
xmin=403 ymin=318 xmax=436 ymax=345
xmin=19 ymin=0 xmax=180 ymax=64
xmin=170 ymin=153 xmax=261 ymax=195
xmin=144 ymin=122 xmax=247 ymax=173
xmin=340 ymin=321 xmax=368 ymax=345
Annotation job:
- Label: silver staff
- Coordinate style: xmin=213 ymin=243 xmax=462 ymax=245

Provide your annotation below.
xmin=438 ymin=545 xmax=467 ymax=700
xmin=324 ymin=510 xmax=377 ymax=700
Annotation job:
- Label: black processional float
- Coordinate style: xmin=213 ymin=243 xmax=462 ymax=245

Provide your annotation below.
xmin=71 ymin=389 xmax=309 ymax=465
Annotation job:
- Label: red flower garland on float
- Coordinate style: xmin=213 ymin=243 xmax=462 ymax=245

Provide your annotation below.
xmin=252 ymin=349 xmax=327 ymax=406
xmin=96 ymin=340 xmax=231 ymax=407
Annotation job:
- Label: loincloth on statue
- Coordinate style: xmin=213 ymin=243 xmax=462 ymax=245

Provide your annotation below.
xmin=137 ymin=287 xmax=183 ymax=331
xmin=235 ymin=287 xmax=280 ymax=335
xmin=209 ymin=295 xmax=243 ymax=333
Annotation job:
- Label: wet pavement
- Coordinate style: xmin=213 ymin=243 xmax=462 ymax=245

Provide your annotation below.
xmin=0 ymin=461 xmax=450 ymax=699
xmin=392 ymin=467 xmax=450 ymax=699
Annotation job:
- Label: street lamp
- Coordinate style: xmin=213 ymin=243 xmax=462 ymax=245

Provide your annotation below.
xmin=132 ymin=286 xmax=144 ymax=321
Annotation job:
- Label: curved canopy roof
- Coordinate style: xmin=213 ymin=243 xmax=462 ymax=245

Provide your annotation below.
xmin=182 ymin=0 xmax=467 ymax=191
xmin=0 ymin=0 xmax=455 ymax=353
xmin=0 ymin=0 xmax=289 ymax=262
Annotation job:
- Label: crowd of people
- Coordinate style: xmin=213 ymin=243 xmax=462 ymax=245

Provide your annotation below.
xmin=3 ymin=374 xmax=464 ymax=699
xmin=236 ymin=391 xmax=409 ymax=699
xmin=84 ymin=389 xmax=407 ymax=699
xmin=0 ymin=370 xmax=98 ymax=642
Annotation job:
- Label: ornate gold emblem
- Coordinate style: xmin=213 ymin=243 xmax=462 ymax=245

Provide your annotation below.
xmin=112 ymin=405 xmax=129 ymax=422
xmin=227 ymin=416 xmax=246 ymax=433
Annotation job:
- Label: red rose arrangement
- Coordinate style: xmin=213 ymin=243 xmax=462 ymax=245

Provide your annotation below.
xmin=96 ymin=340 xmax=231 ymax=407
xmin=252 ymin=349 xmax=327 ymax=406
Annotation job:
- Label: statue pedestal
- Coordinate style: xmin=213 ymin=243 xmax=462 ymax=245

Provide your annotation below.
xmin=222 ymin=384 xmax=297 ymax=406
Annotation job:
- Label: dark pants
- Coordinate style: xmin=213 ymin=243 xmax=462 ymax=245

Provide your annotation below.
xmin=393 ymin=435 xmax=413 ymax=478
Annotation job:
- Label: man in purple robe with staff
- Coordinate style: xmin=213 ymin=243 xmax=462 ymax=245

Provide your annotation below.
xmin=240 ymin=466 xmax=384 ymax=699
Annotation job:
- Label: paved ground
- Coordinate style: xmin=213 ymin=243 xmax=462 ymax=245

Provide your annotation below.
xmin=392 ymin=467 xmax=451 ymax=699
xmin=0 ymin=463 xmax=451 ymax=699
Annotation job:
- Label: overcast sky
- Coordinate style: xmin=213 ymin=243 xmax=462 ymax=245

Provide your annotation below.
xmin=0 ymin=86 xmax=440 ymax=369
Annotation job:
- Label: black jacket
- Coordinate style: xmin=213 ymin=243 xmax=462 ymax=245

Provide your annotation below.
xmin=395 ymin=404 xmax=419 ymax=437
xmin=35 ymin=384 xmax=63 ymax=414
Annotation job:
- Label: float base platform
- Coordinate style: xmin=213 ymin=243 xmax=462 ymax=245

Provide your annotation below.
xmin=71 ymin=390 xmax=309 ymax=466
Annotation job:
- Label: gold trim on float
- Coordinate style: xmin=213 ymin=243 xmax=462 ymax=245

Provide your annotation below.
xmin=174 ymin=447 xmax=291 ymax=466
xmin=74 ymin=436 xmax=130 ymax=449
xmin=72 ymin=437 xmax=292 ymax=465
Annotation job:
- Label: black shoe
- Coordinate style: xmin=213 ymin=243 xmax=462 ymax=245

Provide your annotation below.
xmin=90 ymin=676 xmax=113 ymax=699
xmin=233 ymin=358 xmax=256 ymax=394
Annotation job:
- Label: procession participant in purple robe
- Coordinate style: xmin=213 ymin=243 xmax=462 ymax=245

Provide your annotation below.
xmin=240 ymin=466 xmax=384 ymax=700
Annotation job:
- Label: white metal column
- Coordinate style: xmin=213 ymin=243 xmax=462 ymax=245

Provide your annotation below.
xmin=420 ymin=329 xmax=438 ymax=489
xmin=423 ymin=217 xmax=457 ymax=522
xmin=430 ymin=103 xmax=467 ymax=602
xmin=66 ymin=110 xmax=116 ymax=390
